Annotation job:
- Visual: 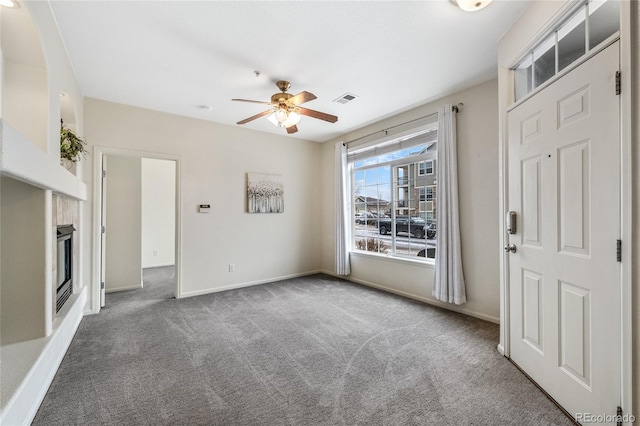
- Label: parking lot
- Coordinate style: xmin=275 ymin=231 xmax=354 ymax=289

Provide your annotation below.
xmin=354 ymin=223 xmax=436 ymax=257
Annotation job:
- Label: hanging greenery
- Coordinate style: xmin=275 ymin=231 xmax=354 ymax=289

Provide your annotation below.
xmin=60 ymin=121 xmax=87 ymax=163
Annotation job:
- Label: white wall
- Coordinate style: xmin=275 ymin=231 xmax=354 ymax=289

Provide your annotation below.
xmin=142 ymin=158 xmax=175 ymax=268
xmin=320 ymin=79 xmax=501 ymax=322
xmin=104 ymin=155 xmax=142 ymax=292
xmin=83 ymin=98 xmax=323 ymax=302
xmin=2 ymin=61 xmax=47 ymax=151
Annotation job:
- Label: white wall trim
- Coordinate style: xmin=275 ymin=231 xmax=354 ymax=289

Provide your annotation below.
xmin=0 ymin=289 xmax=86 ymax=426
xmin=142 ymin=262 xmax=176 ymax=269
xmin=618 ymin=0 xmax=635 ymax=418
xmin=105 ymin=283 xmax=143 ymax=294
xmin=320 ymin=269 xmax=500 ymax=324
xmin=180 ymin=270 xmax=323 ymax=298
xmin=91 ymin=146 xmax=182 ymax=312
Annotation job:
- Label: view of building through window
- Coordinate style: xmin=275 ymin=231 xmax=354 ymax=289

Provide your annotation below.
xmin=351 ymin=137 xmax=437 ymax=260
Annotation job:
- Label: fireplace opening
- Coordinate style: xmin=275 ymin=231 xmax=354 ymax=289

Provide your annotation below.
xmin=56 ymin=225 xmax=75 ymax=313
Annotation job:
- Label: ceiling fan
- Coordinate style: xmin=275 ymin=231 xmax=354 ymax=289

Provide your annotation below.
xmin=232 ymin=80 xmax=338 ymax=134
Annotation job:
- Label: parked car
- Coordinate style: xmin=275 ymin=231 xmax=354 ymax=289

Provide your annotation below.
xmin=425 ymin=223 xmax=436 ymax=239
xmin=355 ymin=211 xmax=376 ymax=224
xmin=356 ymin=211 xmax=388 ymax=225
xmin=379 ymin=216 xmax=427 ymax=238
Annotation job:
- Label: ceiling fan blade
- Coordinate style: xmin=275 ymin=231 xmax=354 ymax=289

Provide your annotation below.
xmin=286 ymin=125 xmax=298 ymax=134
xmin=232 ymin=98 xmax=273 ymax=105
xmin=237 ymin=109 xmax=273 ymax=125
xmin=298 ymin=107 xmax=338 ymax=123
xmin=288 ymin=91 xmax=317 ymax=106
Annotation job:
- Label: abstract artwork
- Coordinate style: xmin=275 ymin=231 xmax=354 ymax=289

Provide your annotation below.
xmin=247 ymin=173 xmax=284 ymax=213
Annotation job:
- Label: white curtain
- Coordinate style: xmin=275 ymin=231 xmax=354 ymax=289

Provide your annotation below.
xmin=433 ymin=105 xmax=466 ymax=304
xmin=335 ymin=142 xmax=351 ymax=275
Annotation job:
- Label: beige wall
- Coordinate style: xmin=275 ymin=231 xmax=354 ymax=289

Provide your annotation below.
xmin=320 ymin=79 xmax=501 ymax=322
xmin=104 ymin=155 xmax=143 ymax=292
xmin=142 ymin=158 xmax=175 ymax=268
xmin=83 ymin=98 xmax=323 ymax=301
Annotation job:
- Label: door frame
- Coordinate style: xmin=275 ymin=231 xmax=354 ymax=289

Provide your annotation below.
xmin=497 ymin=0 xmax=633 ymax=418
xmin=91 ymin=146 xmax=182 ymax=313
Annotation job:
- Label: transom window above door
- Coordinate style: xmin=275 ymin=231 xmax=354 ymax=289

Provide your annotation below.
xmin=513 ymin=0 xmax=619 ymax=102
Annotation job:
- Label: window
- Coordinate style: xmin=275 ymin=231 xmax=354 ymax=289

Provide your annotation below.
xmin=418 ymin=160 xmax=434 ymax=175
xmin=419 ymin=186 xmax=434 ymax=202
xmin=514 ymin=0 xmax=619 ymax=102
xmin=349 ymin=126 xmax=437 ymax=259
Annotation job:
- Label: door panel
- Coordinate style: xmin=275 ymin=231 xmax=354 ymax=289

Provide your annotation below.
xmin=508 ymin=41 xmax=620 ymax=418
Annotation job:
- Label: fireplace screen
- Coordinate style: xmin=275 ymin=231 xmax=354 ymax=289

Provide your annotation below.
xmin=56 ymin=225 xmax=74 ymax=312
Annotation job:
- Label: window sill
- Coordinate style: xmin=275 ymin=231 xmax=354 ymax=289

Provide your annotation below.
xmin=349 ymin=250 xmax=435 ymax=269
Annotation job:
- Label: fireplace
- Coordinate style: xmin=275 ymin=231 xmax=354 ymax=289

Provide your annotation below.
xmin=56 ymin=225 xmax=75 ymax=313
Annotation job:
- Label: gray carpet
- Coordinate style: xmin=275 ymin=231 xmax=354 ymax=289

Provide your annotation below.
xmin=33 ymin=268 xmax=572 ymax=425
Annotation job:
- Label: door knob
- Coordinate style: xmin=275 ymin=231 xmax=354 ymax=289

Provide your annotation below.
xmin=504 ymin=244 xmax=517 ymax=253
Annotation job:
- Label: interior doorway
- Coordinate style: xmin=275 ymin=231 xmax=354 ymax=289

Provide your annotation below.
xmin=93 ymin=148 xmax=180 ymax=309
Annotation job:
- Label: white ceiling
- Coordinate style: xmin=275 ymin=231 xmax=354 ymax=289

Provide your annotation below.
xmin=48 ymin=0 xmax=531 ymax=142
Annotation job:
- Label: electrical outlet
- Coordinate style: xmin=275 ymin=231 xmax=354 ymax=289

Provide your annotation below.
xmin=153 ymin=250 xmax=158 ymax=256
xmin=228 ymin=264 xmax=235 ymax=272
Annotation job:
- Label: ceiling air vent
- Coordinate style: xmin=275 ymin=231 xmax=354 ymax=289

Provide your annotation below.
xmin=333 ymin=93 xmax=358 ymax=104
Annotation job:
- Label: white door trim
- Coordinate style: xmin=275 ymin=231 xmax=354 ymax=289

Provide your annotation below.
xmin=498 ymin=0 xmax=634 ymax=419
xmin=90 ymin=146 xmax=182 ymax=314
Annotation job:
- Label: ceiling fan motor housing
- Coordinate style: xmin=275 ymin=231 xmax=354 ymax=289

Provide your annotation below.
xmin=271 ymin=92 xmax=293 ymax=104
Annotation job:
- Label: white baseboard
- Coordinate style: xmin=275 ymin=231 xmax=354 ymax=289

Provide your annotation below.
xmin=1 ymin=288 xmax=86 ymax=425
xmin=142 ymin=263 xmax=175 ymax=269
xmin=318 ymin=269 xmax=500 ymax=324
xmin=180 ymin=270 xmax=323 ymax=298
xmin=105 ymin=282 xmax=143 ymax=293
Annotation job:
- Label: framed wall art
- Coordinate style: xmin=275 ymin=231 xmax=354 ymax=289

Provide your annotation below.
xmin=247 ymin=173 xmax=284 ymax=213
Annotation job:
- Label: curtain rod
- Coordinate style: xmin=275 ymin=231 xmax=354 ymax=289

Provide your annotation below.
xmin=344 ymin=103 xmax=463 ymax=147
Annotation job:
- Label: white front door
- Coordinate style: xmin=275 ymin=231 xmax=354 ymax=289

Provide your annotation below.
xmin=507 ymin=41 xmax=621 ymax=419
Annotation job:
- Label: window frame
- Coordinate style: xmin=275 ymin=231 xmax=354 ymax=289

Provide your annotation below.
xmin=350 ymin=144 xmax=437 ymax=261
xmin=418 ymin=160 xmax=434 ymax=176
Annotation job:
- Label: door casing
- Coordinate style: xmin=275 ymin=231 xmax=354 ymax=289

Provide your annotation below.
xmin=90 ymin=146 xmax=182 ymax=313
xmin=497 ymin=0 xmax=634 ymax=418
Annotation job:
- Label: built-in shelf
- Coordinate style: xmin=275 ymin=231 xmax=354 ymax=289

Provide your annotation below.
xmin=0 ymin=120 xmax=87 ymax=201
xmin=0 ymin=288 xmax=86 ymax=425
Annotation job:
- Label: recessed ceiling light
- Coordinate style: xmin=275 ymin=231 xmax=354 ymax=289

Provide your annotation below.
xmin=197 ymin=105 xmax=213 ymax=112
xmin=0 ymin=0 xmax=20 ymax=8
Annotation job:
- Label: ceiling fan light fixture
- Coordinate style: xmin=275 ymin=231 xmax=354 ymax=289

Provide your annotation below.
xmin=283 ymin=111 xmax=301 ymax=128
xmin=455 ymin=0 xmax=492 ymax=12
xmin=274 ymin=106 xmax=289 ymax=124
xmin=268 ymin=110 xmax=301 ymax=128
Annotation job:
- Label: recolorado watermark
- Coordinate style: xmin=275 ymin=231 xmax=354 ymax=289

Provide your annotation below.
xmin=575 ymin=412 xmax=636 ymax=423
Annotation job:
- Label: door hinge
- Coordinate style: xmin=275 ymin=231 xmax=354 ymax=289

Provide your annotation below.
xmin=616 ymin=239 xmax=622 ymax=262
xmin=615 ymin=71 xmax=621 ymax=95
xmin=101 ymin=281 xmax=105 ymax=290
xmin=616 ymin=406 xmax=622 ymax=426
xmin=102 ymin=170 xmax=107 ymax=178
xmin=101 ymin=225 xmax=106 ymax=234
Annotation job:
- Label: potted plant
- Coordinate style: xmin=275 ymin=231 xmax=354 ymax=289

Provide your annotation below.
xmin=60 ymin=120 xmax=87 ymax=164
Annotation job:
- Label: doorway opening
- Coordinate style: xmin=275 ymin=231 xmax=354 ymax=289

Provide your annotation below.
xmin=93 ymin=148 xmax=180 ymax=310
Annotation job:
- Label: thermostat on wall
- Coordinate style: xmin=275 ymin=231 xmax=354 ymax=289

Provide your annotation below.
xmin=199 ymin=204 xmax=210 ymax=213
